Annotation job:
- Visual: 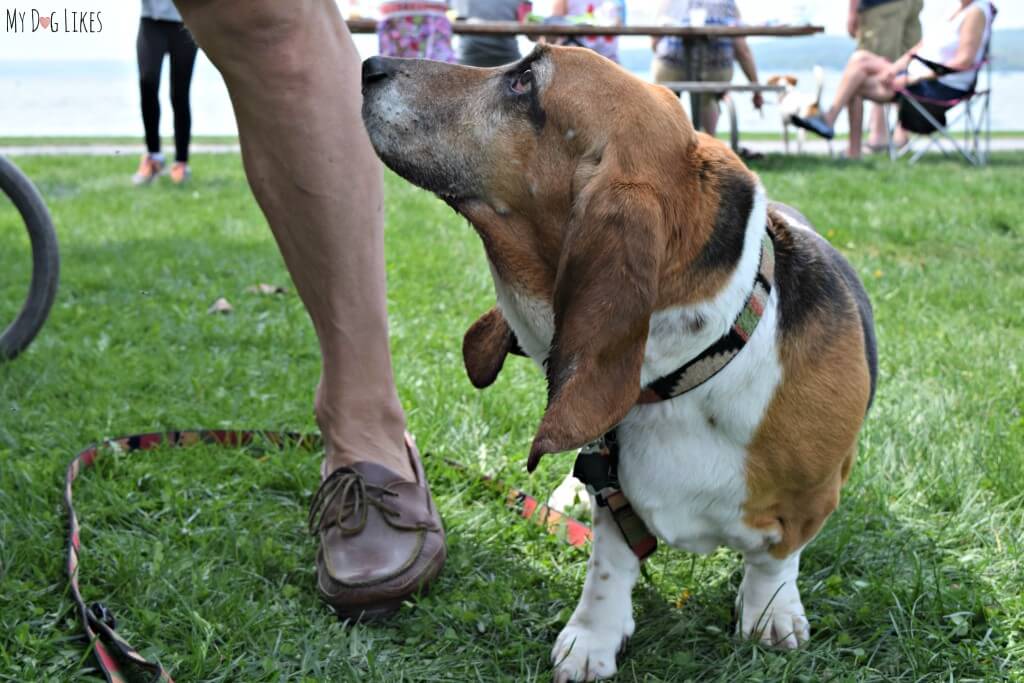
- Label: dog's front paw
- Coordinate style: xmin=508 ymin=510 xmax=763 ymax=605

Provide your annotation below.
xmin=551 ymin=619 xmax=633 ymax=682
xmin=737 ymin=593 xmax=810 ymax=650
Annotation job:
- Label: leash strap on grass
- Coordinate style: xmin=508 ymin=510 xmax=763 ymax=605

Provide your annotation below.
xmin=64 ymin=429 xmax=593 ymax=682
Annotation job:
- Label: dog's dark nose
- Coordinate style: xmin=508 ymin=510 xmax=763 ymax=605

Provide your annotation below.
xmin=362 ymin=57 xmax=394 ymax=86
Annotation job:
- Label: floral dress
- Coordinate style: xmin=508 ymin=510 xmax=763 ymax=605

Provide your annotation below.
xmin=561 ymin=0 xmax=626 ymax=63
xmin=378 ymin=1 xmax=457 ymax=62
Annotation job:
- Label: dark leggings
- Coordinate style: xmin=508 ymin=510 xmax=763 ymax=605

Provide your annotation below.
xmin=137 ymin=18 xmax=198 ymax=162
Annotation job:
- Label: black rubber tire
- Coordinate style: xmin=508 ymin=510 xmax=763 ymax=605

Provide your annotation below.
xmin=0 ymin=155 xmax=59 ymax=360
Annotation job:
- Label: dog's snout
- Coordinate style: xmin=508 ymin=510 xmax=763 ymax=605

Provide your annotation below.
xmin=362 ymin=56 xmax=394 ymax=86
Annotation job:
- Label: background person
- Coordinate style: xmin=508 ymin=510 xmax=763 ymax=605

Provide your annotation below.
xmin=795 ymin=0 xmax=994 ymax=157
xmin=132 ymin=0 xmax=199 ymax=186
xmin=550 ymin=0 xmax=626 ymax=63
xmin=454 ymin=0 xmax=523 ymax=67
xmin=651 ymin=0 xmax=763 ymax=136
xmin=848 ymin=0 xmax=924 ymax=152
xmin=173 ymin=0 xmax=447 ymax=618
xmin=378 ymin=0 xmax=456 ymax=61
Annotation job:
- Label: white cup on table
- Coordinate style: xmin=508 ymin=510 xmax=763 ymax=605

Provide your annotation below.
xmin=689 ymin=8 xmax=708 ymax=26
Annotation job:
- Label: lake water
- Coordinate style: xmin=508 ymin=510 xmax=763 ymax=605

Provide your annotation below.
xmin=2 ymin=40 xmax=1022 ymax=138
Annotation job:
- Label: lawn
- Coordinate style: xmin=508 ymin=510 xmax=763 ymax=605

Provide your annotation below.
xmin=6 ymin=132 xmax=1024 ymax=146
xmin=0 ymin=152 xmax=1022 ymax=682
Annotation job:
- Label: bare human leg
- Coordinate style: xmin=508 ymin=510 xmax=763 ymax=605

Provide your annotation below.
xmin=868 ymin=102 xmax=889 ymax=148
xmin=701 ymin=94 xmax=721 ymax=137
xmin=174 ymin=0 xmax=447 ymax=619
xmin=824 ymin=50 xmax=895 ymax=129
xmin=848 ymin=95 xmax=864 ymax=158
xmin=174 ymin=0 xmax=412 ymax=481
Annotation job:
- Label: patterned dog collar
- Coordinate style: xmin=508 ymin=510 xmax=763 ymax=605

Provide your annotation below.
xmin=572 ymin=229 xmax=776 ymax=560
xmin=639 ymin=230 xmax=775 ymax=404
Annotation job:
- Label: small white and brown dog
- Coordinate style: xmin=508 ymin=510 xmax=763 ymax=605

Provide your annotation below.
xmin=361 ymin=46 xmax=877 ymax=682
xmin=767 ymin=66 xmax=826 ymax=154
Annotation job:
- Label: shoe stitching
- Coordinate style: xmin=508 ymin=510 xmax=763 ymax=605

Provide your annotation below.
xmin=308 ymin=467 xmax=436 ymax=535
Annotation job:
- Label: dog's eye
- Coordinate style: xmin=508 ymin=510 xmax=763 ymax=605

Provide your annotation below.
xmin=510 ymin=69 xmax=534 ymax=95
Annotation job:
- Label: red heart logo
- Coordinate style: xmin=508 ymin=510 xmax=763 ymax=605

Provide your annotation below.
xmin=40 ymin=16 xmax=50 ymax=29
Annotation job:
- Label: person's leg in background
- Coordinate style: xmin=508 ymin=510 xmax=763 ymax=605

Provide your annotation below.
xmin=848 ymin=94 xmax=864 ymax=157
xmin=699 ymin=94 xmax=721 ymax=136
xmin=889 ymin=0 xmax=924 ymax=149
xmin=167 ymin=25 xmax=199 ymax=184
xmin=699 ymin=64 xmax=734 ymax=138
xmin=825 ymin=51 xmax=896 ymax=127
xmin=868 ymin=98 xmax=889 ymax=149
xmin=133 ymin=18 xmax=169 ymax=185
xmin=173 ymin=0 xmax=446 ymax=617
xmin=858 ymin=0 xmax=915 ymax=150
xmin=652 ymin=58 xmax=720 ymax=135
xmin=793 ymin=50 xmax=896 ymax=141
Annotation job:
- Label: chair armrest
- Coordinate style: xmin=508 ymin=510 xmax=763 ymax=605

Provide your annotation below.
xmin=910 ymin=53 xmax=961 ymax=76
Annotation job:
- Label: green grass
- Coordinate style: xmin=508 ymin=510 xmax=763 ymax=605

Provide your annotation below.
xmin=0 ymin=136 xmax=240 ymax=148
xmin=1 ymin=152 xmax=1022 ymax=682
xmin=5 ymin=132 xmax=1024 ymax=147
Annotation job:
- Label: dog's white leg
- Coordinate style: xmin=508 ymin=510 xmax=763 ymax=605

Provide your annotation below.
xmin=737 ymin=549 xmax=810 ymax=649
xmin=783 ymin=124 xmax=790 ymax=154
xmin=551 ymin=494 xmax=639 ymax=682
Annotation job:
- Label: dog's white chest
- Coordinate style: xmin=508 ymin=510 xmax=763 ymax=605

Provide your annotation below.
xmin=492 ymin=282 xmax=785 ymax=556
xmin=616 ymin=296 xmax=782 ymax=554
xmin=616 ymin=415 xmax=754 ymax=554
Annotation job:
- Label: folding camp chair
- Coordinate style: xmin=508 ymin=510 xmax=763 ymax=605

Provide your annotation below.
xmin=886 ymin=10 xmax=996 ymax=166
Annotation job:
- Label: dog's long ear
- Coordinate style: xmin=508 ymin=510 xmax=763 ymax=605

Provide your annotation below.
xmin=527 ymin=181 xmax=665 ymax=471
xmin=463 ymin=307 xmax=522 ymax=389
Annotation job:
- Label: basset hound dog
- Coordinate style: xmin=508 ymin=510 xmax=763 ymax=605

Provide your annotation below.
xmin=361 ymin=45 xmax=877 ymax=682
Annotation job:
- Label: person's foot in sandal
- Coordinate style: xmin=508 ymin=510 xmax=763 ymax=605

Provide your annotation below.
xmin=308 ymin=433 xmax=446 ymax=620
xmin=132 ymin=153 xmax=165 ymax=185
xmin=169 ymin=161 xmax=191 ymax=185
xmin=866 ymin=129 xmax=910 ymax=155
xmin=791 ymin=114 xmax=835 ymax=140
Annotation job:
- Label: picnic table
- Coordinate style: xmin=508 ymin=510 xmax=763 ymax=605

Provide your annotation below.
xmin=346 ymin=19 xmax=824 ymax=145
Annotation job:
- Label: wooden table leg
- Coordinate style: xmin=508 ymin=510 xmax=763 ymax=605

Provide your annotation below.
xmin=683 ymin=38 xmax=708 ymax=131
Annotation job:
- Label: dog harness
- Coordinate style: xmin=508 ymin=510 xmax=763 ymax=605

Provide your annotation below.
xmin=573 ymin=230 xmax=776 ymax=560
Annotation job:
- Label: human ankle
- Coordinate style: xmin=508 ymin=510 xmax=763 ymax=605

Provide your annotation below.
xmin=321 ymin=424 xmax=415 ymax=482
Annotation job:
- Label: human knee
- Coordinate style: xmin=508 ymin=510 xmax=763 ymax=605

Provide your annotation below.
xmin=848 ymin=50 xmax=875 ymax=69
xmin=175 ymin=0 xmax=317 ymax=59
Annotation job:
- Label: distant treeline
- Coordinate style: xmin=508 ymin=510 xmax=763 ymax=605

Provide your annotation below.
xmin=619 ymin=29 xmax=1024 ymax=74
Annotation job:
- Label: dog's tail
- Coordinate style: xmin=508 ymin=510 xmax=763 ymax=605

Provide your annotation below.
xmin=813 ymin=65 xmax=825 ymax=105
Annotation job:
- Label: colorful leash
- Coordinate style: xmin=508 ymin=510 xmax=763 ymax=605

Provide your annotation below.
xmin=64 ymin=429 xmax=593 ymax=683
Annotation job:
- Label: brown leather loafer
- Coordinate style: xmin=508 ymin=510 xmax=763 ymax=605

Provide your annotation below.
xmin=308 ymin=435 xmax=446 ymax=620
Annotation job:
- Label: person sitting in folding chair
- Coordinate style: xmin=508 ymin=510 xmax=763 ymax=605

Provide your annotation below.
xmin=792 ymin=0 xmax=995 ymax=161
